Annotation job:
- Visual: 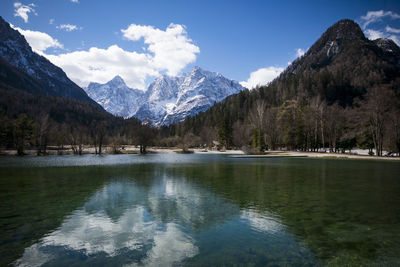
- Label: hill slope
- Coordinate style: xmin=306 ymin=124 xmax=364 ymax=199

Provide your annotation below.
xmin=0 ymin=16 xmax=98 ymax=105
xmin=170 ymin=19 xmax=400 ymax=154
xmin=274 ymin=19 xmax=400 ymax=106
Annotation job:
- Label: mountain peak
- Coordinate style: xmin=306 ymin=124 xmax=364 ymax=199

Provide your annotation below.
xmin=190 ymin=66 xmax=218 ymax=79
xmin=271 ymin=17 xmax=400 ymax=107
xmin=109 ymin=75 xmax=125 ymax=84
xmin=191 ymin=66 xmax=204 ymax=74
xmin=324 ymin=19 xmax=365 ymax=41
xmin=0 ymin=16 xmax=29 ymax=47
xmin=304 ymin=19 xmax=366 ymax=60
xmin=111 ymin=75 xmax=123 ymax=80
xmin=85 ymin=76 xmax=145 ymax=118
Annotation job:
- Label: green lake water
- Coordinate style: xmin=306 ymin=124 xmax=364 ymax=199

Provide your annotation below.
xmin=0 ymin=154 xmax=399 ymax=266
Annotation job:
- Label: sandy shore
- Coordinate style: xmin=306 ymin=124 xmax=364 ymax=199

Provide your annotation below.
xmin=231 ymin=151 xmax=400 ymax=161
xmin=290 ymin=151 xmax=400 ymax=161
xmin=151 ymin=148 xmax=245 ymax=154
xmin=149 ymin=148 xmax=400 ymax=160
xmin=0 ymin=147 xmax=399 ymax=161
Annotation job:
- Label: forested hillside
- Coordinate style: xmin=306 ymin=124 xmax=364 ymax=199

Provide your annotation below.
xmin=166 ymin=20 xmax=400 ymax=156
xmin=0 ymin=80 xmax=144 ymax=155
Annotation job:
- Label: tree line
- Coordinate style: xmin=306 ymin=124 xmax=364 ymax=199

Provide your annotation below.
xmin=2 ymin=84 xmax=398 ymax=156
xmin=162 ymin=85 xmax=400 ymax=156
xmin=0 ymin=87 xmax=156 ymax=155
xmin=0 ymin=111 xmax=158 ymax=156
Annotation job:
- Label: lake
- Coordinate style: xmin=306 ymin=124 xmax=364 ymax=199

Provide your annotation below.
xmin=0 ymin=154 xmax=399 ymax=266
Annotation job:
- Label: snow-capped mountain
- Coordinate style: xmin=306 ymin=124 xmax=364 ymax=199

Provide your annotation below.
xmin=160 ymin=67 xmax=245 ymax=125
xmin=86 ymin=67 xmax=245 ymax=125
xmin=85 ymin=76 xmax=145 ymax=118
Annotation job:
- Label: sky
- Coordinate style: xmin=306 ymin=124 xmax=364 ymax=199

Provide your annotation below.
xmin=1 ymin=0 xmax=400 ymax=90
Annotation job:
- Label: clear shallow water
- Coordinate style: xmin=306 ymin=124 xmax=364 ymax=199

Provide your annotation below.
xmin=0 ymin=154 xmax=399 ymax=266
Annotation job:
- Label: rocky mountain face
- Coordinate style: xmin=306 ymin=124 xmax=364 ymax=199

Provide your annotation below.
xmin=0 ymin=16 xmax=97 ymax=105
xmin=86 ymin=67 xmax=245 ymax=125
xmin=284 ymin=19 xmax=368 ymax=77
xmin=85 ymin=76 xmax=145 ymax=118
xmin=275 ymin=19 xmax=400 ymax=106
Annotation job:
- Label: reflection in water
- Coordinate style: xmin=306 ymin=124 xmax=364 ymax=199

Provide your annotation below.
xmin=40 ymin=207 xmax=154 ymax=256
xmin=5 ymin=155 xmax=399 ymax=266
xmin=16 ymin=179 xmax=200 ymax=266
xmin=241 ymin=210 xmax=282 ymax=234
xmin=16 ymin=172 xmax=296 ymax=266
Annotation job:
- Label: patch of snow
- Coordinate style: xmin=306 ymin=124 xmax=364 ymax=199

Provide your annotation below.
xmin=87 ymin=67 xmax=245 ymax=125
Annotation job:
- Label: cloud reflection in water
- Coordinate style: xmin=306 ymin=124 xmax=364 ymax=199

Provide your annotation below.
xmin=16 ymin=173 xmax=287 ymax=266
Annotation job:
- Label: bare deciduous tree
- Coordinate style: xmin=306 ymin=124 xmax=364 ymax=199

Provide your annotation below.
xmin=232 ymin=121 xmax=250 ymax=149
xmin=35 ymin=113 xmax=50 ymax=155
xmin=200 ymin=127 xmax=217 ymax=148
xmin=360 ymin=85 xmax=394 ymax=156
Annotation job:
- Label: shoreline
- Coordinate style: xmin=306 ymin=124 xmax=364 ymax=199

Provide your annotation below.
xmin=0 ymin=147 xmax=399 ymax=161
xmin=230 ymin=151 xmax=400 ymax=161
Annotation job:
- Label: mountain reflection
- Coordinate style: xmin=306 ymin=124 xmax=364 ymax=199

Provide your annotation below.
xmin=6 ymin=155 xmax=400 ymax=266
xmin=16 ymin=173 xmax=246 ymax=266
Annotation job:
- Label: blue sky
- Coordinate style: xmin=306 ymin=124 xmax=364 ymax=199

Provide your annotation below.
xmin=1 ymin=0 xmax=400 ymax=90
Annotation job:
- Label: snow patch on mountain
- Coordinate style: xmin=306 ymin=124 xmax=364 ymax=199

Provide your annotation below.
xmin=85 ymin=76 xmax=145 ymax=118
xmin=85 ymin=67 xmax=245 ymax=125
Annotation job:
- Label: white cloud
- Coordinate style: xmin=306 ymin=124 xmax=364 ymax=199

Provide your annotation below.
xmin=16 ymin=23 xmax=199 ymax=90
xmin=296 ymin=48 xmax=305 ymax=57
xmin=360 ymin=10 xmax=400 ymax=46
xmin=121 ymin=23 xmax=200 ymax=76
xmin=49 ymin=18 xmax=55 ymax=25
xmin=11 ymin=25 xmax=63 ymax=54
xmin=364 ymin=29 xmax=385 ymax=40
xmin=287 ymin=48 xmax=307 ymax=65
xmin=45 ymin=45 xmax=158 ymax=89
xmin=56 ymin=24 xmax=82 ymax=32
xmin=360 ymin=10 xmax=400 ymax=29
xmin=71 ymin=0 xmax=79 ymax=2
xmin=240 ymin=66 xmax=284 ymax=89
xmin=386 ymin=26 xmax=400 ymax=34
xmin=13 ymin=2 xmax=37 ymax=23
xmin=364 ymin=27 xmax=400 ymax=46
